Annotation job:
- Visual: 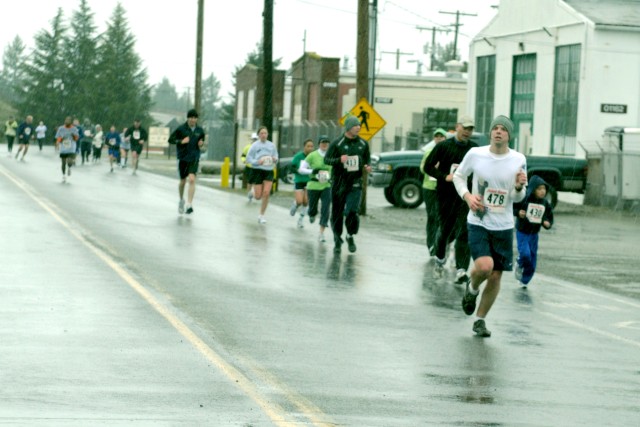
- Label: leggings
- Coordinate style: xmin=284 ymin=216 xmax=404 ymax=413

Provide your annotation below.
xmin=308 ymin=187 xmax=331 ymax=227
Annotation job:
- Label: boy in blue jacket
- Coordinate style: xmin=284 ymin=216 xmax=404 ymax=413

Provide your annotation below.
xmin=513 ymin=175 xmax=554 ymax=287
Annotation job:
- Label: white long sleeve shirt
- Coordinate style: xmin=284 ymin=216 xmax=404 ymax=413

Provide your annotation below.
xmin=453 ymin=146 xmax=527 ymax=230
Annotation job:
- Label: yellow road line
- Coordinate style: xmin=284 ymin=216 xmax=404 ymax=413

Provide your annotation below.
xmin=1 ymin=166 xmax=333 ymax=427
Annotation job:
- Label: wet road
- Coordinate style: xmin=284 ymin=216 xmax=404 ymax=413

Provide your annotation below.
xmin=2 ymin=149 xmax=639 ymax=426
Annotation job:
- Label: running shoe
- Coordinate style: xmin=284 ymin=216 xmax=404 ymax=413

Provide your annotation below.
xmin=433 ymin=257 xmax=445 ymax=278
xmin=178 ymin=199 xmax=185 ymax=214
xmin=258 ymin=216 xmax=267 ymax=224
xmin=334 ymin=237 xmax=343 ymax=254
xmin=455 ymin=269 xmax=470 ymax=285
xmin=289 ymin=202 xmax=298 ymax=216
xmin=515 ymin=264 xmax=523 ymax=281
xmin=247 ymin=190 xmax=254 ymax=202
xmin=297 ymin=216 xmax=304 ymax=229
xmin=346 ymin=235 xmax=356 ymax=253
xmin=62 ymin=175 xmax=66 ymax=183
xmin=472 ymin=319 xmax=491 ymax=337
xmin=462 ymin=282 xmax=478 ymax=316
xmin=318 ymin=233 xmax=326 ymax=243
xmin=309 ymin=215 xmax=316 ymax=224
xmin=185 ymin=205 xmax=193 ymax=215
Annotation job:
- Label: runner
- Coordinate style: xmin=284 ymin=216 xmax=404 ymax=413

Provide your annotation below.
xmin=298 ymin=135 xmax=332 ymax=242
xmin=105 ymin=125 xmax=122 ymax=173
xmin=454 ymin=115 xmax=527 ymax=337
xmin=35 ymin=121 xmax=47 ymax=152
xmin=168 ymin=109 xmax=206 ymax=215
xmin=324 ymin=115 xmax=371 ymax=254
xmin=245 ymin=126 xmax=278 ymax=224
xmin=4 ymin=116 xmax=18 ymax=156
xmin=423 ymin=115 xmax=478 ymax=283
xmin=15 ymin=115 xmax=34 ymax=161
xmin=92 ymin=125 xmax=104 ymax=163
xmin=420 ymin=127 xmax=447 ymax=258
xmin=124 ymin=119 xmax=148 ymax=175
xmin=55 ymin=116 xmax=80 ymax=183
xmin=120 ymin=127 xmax=130 ymax=168
xmin=289 ymin=138 xmax=314 ymax=228
xmin=241 ymin=133 xmax=258 ymax=201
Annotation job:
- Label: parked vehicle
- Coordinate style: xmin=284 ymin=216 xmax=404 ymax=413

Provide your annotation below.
xmin=369 ymin=134 xmax=588 ymax=208
xmin=277 ymin=157 xmax=295 ymax=184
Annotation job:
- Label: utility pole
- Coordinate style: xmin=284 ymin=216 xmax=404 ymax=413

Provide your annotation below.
xmin=194 ymin=0 xmax=204 ymax=114
xmin=263 ymin=0 xmax=274 ymax=134
xmin=357 ymin=0 xmax=369 ymax=215
xmin=439 ymin=10 xmax=477 ymax=60
xmin=416 ymin=26 xmax=450 ymax=71
xmin=381 ymin=48 xmax=413 ymax=70
xmin=368 ymin=0 xmax=378 ymax=104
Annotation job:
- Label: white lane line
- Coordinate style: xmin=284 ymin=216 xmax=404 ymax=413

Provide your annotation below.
xmin=1 ymin=165 xmax=333 ymax=427
xmin=536 ymin=273 xmax=640 ymax=309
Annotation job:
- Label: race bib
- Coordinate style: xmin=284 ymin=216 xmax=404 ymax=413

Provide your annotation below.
xmin=345 ymin=155 xmax=359 ymax=172
xmin=133 ymin=130 xmax=140 ymax=139
xmin=109 ymin=138 xmax=116 ymax=146
xmin=483 ymin=188 xmax=508 ymax=213
xmin=261 ymin=156 xmax=273 ymax=166
xmin=526 ymin=203 xmax=545 ymax=224
xmin=84 ymin=130 xmax=92 ymax=137
xmin=450 ymin=163 xmax=459 ymax=174
xmin=25 ymin=128 xmax=31 ymax=135
xmin=62 ymin=138 xmax=72 ymax=149
xmin=317 ymin=170 xmax=329 ymax=183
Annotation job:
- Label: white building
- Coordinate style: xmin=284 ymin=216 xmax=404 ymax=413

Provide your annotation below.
xmin=468 ymin=0 xmax=640 ymax=157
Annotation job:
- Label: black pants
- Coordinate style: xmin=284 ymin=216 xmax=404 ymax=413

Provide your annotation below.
xmin=308 ymin=187 xmax=331 ymax=227
xmin=6 ymin=136 xmax=14 ymax=152
xmin=331 ymin=186 xmax=362 ymax=243
xmin=423 ymin=188 xmax=439 ymax=255
xmin=435 ymin=195 xmax=470 ymax=270
xmin=37 ymin=138 xmax=44 ymax=150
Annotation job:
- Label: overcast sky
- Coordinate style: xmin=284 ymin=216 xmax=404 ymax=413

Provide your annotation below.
xmin=1 ymin=0 xmax=498 ymax=102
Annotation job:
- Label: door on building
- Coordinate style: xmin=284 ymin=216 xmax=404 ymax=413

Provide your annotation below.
xmin=510 ymin=53 xmax=537 ymax=151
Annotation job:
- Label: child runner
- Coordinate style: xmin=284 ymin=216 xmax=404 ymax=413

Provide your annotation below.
xmin=105 ymin=125 xmax=122 ymax=172
xmin=289 ymin=138 xmax=314 ymax=228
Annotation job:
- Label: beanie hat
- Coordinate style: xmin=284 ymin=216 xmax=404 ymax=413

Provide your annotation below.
xmin=187 ymin=109 xmax=199 ymax=118
xmin=344 ymin=115 xmax=361 ymax=131
xmin=490 ymin=115 xmax=514 ymax=140
xmin=318 ymin=134 xmax=330 ymax=143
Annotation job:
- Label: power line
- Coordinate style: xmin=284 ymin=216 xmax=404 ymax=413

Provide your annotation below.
xmin=439 ymin=10 xmax=477 ymax=60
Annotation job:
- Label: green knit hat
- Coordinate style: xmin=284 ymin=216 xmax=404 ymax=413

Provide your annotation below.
xmin=344 ymin=115 xmax=361 ymax=131
xmin=490 ymin=115 xmax=514 ymax=140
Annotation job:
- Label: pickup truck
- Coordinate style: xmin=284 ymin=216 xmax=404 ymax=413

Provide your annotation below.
xmin=369 ymin=134 xmax=588 ymax=208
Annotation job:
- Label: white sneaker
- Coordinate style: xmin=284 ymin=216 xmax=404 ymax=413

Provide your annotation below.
xmin=318 ymin=233 xmax=326 ymax=243
xmin=178 ymin=199 xmax=185 ymax=214
xmin=455 ymin=269 xmax=470 ymax=285
xmin=247 ymin=190 xmax=254 ymax=202
xmin=289 ymin=202 xmax=298 ymax=216
xmin=62 ymin=175 xmax=66 ymax=183
xmin=297 ymin=215 xmax=304 ymax=228
xmin=258 ymin=216 xmax=267 ymax=224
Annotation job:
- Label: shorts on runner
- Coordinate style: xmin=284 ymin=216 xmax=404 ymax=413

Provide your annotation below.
xmin=294 ymin=181 xmax=308 ymax=191
xmin=178 ymin=160 xmax=199 ymax=179
xmin=60 ymin=153 xmax=76 ymax=160
xmin=249 ymin=168 xmax=274 ymax=185
xmin=131 ymin=143 xmax=143 ymax=154
xmin=467 ymin=224 xmax=514 ymax=271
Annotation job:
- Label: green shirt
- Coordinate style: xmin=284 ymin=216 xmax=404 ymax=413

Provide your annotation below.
xmin=304 ymin=150 xmax=332 ymax=191
xmin=292 ymin=151 xmax=311 ymax=184
xmin=420 ymin=141 xmax=437 ymax=190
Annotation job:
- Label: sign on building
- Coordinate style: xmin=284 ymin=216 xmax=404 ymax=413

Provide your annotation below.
xmin=340 ymin=98 xmax=386 ymax=141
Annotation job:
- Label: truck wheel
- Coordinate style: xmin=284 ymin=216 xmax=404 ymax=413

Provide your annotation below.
xmin=393 ymin=178 xmax=423 ymax=208
xmin=384 ymin=186 xmax=397 ymax=205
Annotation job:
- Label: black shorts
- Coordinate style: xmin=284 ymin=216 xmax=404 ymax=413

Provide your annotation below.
xmin=294 ymin=181 xmax=308 ymax=190
xmin=249 ymin=168 xmax=274 ymax=184
xmin=178 ymin=160 xmax=199 ymax=179
xmin=131 ymin=143 xmax=143 ymax=154
xmin=60 ymin=153 xmax=76 ymax=160
xmin=467 ymin=224 xmax=514 ymax=271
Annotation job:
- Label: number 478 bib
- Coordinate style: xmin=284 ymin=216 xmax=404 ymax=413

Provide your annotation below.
xmin=483 ymin=188 xmax=508 ymax=213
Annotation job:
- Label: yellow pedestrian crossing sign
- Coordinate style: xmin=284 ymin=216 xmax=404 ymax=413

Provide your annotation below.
xmin=340 ymin=98 xmax=386 ymax=141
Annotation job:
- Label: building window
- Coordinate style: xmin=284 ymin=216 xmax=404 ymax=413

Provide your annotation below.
xmin=551 ymin=44 xmax=581 ymax=155
xmin=511 ymin=53 xmax=536 ymax=151
xmin=475 ymin=55 xmax=496 ymax=134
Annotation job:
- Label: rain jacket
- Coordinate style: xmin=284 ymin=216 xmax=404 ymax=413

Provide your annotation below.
xmin=513 ymin=175 xmax=554 ymax=235
xmin=324 ymin=133 xmax=370 ymax=191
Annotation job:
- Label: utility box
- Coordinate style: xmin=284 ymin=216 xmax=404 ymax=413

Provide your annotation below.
xmin=602 ymin=127 xmax=640 ymax=201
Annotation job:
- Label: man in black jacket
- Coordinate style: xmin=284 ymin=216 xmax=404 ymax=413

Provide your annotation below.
xmin=324 ymin=115 xmax=371 ymax=254
xmin=168 ymin=109 xmax=206 ymax=215
xmin=423 ymin=115 xmax=478 ymax=283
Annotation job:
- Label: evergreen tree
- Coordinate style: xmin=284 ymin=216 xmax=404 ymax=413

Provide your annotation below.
xmin=64 ymin=0 xmax=100 ymax=121
xmin=19 ymin=9 xmax=68 ymax=127
xmin=152 ymin=77 xmax=180 ymax=113
xmin=0 ymin=36 xmax=27 ymax=107
xmin=200 ymin=73 xmax=221 ymax=126
xmin=94 ymin=3 xmax=152 ymax=128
